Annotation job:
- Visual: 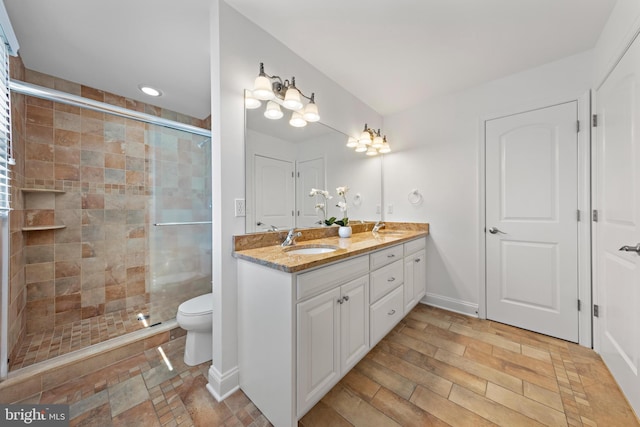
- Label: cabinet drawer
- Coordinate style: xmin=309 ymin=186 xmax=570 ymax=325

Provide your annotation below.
xmin=404 ymin=238 xmax=426 ymax=256
xmin=370 ymin=285 xmax=404 ymax=345
xmin=370 ymin=259 xmax=403 ymax=303
xmin=297 ymin=255 xmax=369 ymax=301
xmin=370 ymin=245 xmax=403 ymax=270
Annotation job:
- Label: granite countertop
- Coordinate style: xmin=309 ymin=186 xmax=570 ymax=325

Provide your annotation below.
xmin=233 ymin=223 xmax=429 ymax=273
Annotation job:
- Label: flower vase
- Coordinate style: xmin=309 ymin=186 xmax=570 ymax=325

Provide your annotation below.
xmin=338 ymin=226 xmax=352 ymax=238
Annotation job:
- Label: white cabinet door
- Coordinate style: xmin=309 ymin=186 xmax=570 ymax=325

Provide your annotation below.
xmin=594 ymin=32 xmax=640 ymax=416
xmin=340 ymin=275 xmax=369 ymax=373
xmin=297 ymin=287 xmax=340 ymax=417
xmin=404 ymin=249 xmax=426 ymax=313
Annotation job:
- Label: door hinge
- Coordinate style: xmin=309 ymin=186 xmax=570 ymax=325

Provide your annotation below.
xmin=592 ymin=114 xmax=598 ymax=127
xmin=593 ymin=304 xmax=599 ymax=317
xmin=592 ymin=209 xmax=598 ymax=222
xmin=576 ymin=210 xmax=580 ymax=222
xmin=578 ymin=299 xmax=581 ymax=311
xmin=576 ymin=120 xmax=580 ymax=133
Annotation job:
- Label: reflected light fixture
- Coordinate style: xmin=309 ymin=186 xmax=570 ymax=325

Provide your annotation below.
xmin=264 ymin=100 xmax=284 ymax=119
xmin=247 ymin=62 xmax=320 ymax=128
xmin=349 ymin=124 xmax=392 ymax=155
xmin=244 ymin=89 xmax=261 ymax=109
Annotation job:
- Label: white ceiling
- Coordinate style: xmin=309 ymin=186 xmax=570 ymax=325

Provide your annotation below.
xmin=4 ymin=0 xmax=617 ymax=119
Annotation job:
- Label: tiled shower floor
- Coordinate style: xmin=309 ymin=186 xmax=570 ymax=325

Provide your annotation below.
xmin=9 ymin=305 xmax=154 ymax=371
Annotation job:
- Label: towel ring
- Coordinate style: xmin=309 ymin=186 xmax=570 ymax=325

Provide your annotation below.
xmin=408 ymin=189 xmax=423 ymax=205
xmin=352 ymin=193 xmax=362 ymax=207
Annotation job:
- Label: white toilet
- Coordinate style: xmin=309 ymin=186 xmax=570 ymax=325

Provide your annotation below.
xmin=176 ymin=292 xmax=213 ymax=366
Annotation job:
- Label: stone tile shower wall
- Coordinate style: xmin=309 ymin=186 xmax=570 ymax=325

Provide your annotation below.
xmin=11 ymin=69 xmax=211 ymax=352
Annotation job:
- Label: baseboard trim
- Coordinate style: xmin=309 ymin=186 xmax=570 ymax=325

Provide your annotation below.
xmin=207 ymin=364 xmax=240 ymax=402
xmin=423 ymin=293 xmax=479 ymax=317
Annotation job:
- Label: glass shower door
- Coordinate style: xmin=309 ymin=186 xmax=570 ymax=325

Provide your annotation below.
xmin=147 ymin=123 xmax=212 ymax=325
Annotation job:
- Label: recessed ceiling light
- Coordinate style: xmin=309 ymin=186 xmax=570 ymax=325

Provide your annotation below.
xmin=138 ymin=84 xmax=162 ymax=97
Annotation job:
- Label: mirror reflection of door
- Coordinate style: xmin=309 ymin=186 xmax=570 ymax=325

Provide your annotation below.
xmin=254 ymin=155 xmax=295 ymax=232
xmin=244 ymin=90 xmax=383 ymax=233
xmin=297 ymin=157 xmax=325 ymax=228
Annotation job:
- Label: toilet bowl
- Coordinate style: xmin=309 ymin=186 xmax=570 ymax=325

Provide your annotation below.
xmin=176 ymin=292 xmax=213 ymax=366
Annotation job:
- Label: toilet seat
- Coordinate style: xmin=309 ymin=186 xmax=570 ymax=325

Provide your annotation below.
xmin=178 ymin=293 xmax=213 ymax=317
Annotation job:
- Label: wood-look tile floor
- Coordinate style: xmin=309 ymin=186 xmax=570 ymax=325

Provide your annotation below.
xmin=17 ymin=304 xmax=639 ymax=426
xmin=301 ymin=304 xmax=639 ymax=427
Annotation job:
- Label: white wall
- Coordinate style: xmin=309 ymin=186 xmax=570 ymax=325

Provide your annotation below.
xmin=209 ymin=0 xmax=381 ymax=399
xmin=592 ymin=0 xmax=640 ymax=88
xmin=382 ymin=51 xmax=593 ymax=315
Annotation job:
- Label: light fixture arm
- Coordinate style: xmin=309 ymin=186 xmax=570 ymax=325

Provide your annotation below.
xmin=258 ymin=63 xmax=315 ymax=102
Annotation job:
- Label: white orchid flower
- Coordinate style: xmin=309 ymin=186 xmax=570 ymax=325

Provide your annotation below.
xmin=337 ymin=201 xmax=347 ymax=211
xmin=315 ymin=203 xmax=325 ymax=210
xmin=336 ymin=186 xmax=349 ymax=196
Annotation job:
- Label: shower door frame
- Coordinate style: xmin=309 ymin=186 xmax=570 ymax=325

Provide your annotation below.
xmin=1 ymin=80 xmax=211 ymax=379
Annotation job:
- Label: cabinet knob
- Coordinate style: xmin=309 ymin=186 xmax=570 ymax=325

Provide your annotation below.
xmin=387 ymin=254 xmax=395 ymax=258
xmin=415 ymin=258 xmax=421 ymax=263
xmin=387 ymin=277 xmax=396 ymax=282
xmin=337 ymin=298 xmax=344 ymax=304
xmin=343 ymin=295 xmax=349 ymax=302
xmin=388 ymin=309 xmax=396 ymax=316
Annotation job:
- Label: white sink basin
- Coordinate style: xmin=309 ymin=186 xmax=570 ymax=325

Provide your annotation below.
xmin=284 ymin=245 xmax=339 ymax=255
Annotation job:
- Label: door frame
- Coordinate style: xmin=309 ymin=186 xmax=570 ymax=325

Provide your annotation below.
xmin=478 ymin=93 xmax=592 ymax=347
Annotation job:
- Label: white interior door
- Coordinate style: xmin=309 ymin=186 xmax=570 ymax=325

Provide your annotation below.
xmin=594 ymin=32 xmax=640 ymax=416
xmin=486 ymin=102 xmax=579 ymax=342
xmin=254 ymin=155 xmax=294 ymax=231
xmin=297 ymin=157 xmax=325 ymax=228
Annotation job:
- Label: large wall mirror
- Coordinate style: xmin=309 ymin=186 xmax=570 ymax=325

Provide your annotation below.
xmin=244 ymin=93 xmax=382 ymax=233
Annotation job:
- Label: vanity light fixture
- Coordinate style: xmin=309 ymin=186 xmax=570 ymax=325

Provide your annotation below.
xmin=349 ymin=124 xmax=392 ymax=155
xmin=248 ymin=62 xmax=320 ymax=127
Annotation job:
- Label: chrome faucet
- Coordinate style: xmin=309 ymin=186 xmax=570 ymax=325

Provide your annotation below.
xmin=372 ymin=221 xmax=386 ymax=233
xmin=281 ymin=228 xmax=302 ymax=247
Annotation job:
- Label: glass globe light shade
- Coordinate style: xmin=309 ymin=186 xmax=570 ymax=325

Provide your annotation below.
xmin=359 ymin=130 xmax=372 ymax=145
xmin=346 ymin=137 xmax=358 ymax=148
xmin=366 ymin=146 xmax=378 ymax=156
xmin=355 ymin=143 xmax=367 ymax=153
xmin=244 ymin=91 xmax=262 ymax=109
xmin=264 ymin=101 xmax=283 ymax=120
xmin=302 ymin=102 xmax=320 ymax=122
xmin=372 ymin=135 xmax=384 ymax=148
xmin=289 ymin=111 xmax=307 ymax=127
xmin=283 ymin=87 xmax=303 ymax=110
xmin=379 ymin=143 xmax=391 ymax=154
xmin=253 ymin=75 xmax=274 ymax=100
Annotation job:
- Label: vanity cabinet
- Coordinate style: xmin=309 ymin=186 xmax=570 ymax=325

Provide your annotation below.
xmin=237 ymin=236 xmax=426 ymax=427
xmin=404 ymin=238 xmax=427 ymax=314
xmin=296 ymin=274 xmax=369 ymax=416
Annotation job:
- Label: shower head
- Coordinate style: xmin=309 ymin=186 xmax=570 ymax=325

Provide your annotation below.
xmin=197 ymin=138 xmax=210 ymax=149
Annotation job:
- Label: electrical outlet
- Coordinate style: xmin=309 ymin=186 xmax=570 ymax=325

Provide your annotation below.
xmin=387 ymin=203 xmax=394 ymax=214
xmin=234 ymin=198 xmax=246 ymax=217
xmin=376 ymin=204 xmax=381 ymax=214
